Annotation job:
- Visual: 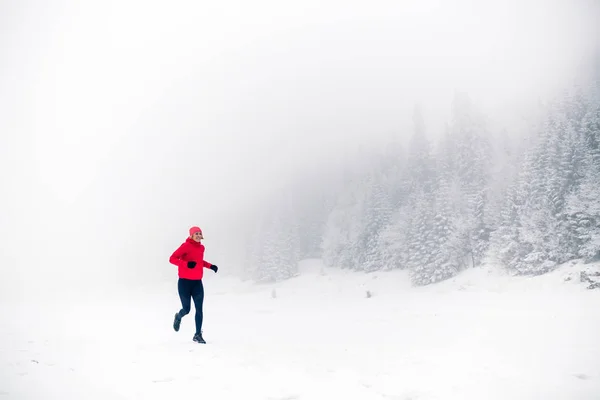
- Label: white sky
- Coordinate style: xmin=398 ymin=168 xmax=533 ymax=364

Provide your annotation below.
xmin=0 ymin=0 xmax=598 ymax=295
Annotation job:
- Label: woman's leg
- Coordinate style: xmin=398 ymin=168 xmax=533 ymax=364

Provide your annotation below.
xmin=178 ymin=278 xmax=193 ymax=316
xmin=174 ymin=278 xmax=193 ymax=332
xmin=191 ymin=280 xmax=205 ymax=335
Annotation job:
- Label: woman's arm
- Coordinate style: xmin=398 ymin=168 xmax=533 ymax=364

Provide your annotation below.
xmin=169 ymin=243 xmax=188 ymax=268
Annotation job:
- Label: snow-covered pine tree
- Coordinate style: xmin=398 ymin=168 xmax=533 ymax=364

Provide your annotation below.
xmin=321 ymin=173 xmax=367 ymax=270
xmin=376 ymin=202 xmax=412 ymax=270
xmin=375 ymin=106 xmax=434 ymax=274
xmin=244 ymin=211 xmax=266 ymax=281
xmin=448 ymin=91 xmax=493 ymax=267
xmin=484 ymin=128 xmax=519 ymax=242
xmin=362 ymin=172 xmax=393 ymax=272
xmin=254 ymin=191 xmax=301 ymax=282
xmin=411 ymin=93 xmax=492 ymax=284
xmin=566 ymin=79 xmax=600 ymax=262
xmin=410 ymin=174 xmax=460 ymax=285
xmin=290 ymin=170 xmax=339 ymax=260
xmin=488 ymin=181 xmax=523 ymax=268
xmin=405 ymin=187 xmax=436 ymax=282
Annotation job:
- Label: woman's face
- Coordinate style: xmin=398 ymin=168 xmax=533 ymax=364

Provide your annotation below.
xmin=191 ymin=231 xmax=203 ymax=242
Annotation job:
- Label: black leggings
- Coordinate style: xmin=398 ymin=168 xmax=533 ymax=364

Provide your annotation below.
xmin=177 ymin=278 xmax=204 ymax=334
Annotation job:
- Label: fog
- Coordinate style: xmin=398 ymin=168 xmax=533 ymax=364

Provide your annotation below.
xmin=1 ymin=0 xmax=598 ymax=298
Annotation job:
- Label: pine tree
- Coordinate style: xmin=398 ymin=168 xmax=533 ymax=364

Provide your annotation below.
xmin=362 ymin=174 xmax=393 ymax=272
xmin=449 ymin=92 xmax=493 ymax=267
xmin=376 ymin=203 xmax=411 ymax=270
xmin=406 ymin=188 xmax=436 ymax=281
xmin=321 ymin=175 xmax=367 ymax=270
xmin=254 ymin=192 xmax=301 ymax=282
xmin=566 ymin=86 xmax=600 ymax=261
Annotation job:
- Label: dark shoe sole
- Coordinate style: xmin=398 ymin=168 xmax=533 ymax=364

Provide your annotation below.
xmin=193 ymin=336 xmax=206 ymax=344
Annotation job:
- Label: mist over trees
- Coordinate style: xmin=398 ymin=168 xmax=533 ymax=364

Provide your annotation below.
xmin=246 ymin=66 xmax=600 ymax=285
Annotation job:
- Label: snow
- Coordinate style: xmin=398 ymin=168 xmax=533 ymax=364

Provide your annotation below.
xmin=2 ymin=259 xmax=600 ymax=400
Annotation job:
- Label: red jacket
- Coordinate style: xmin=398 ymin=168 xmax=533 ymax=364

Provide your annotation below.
xmin=169 ymin=238 xmax=213 ymax=280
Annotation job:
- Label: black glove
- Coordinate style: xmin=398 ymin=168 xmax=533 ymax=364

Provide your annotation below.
xmin=187 ymin=261 xmax=197 ymax=269
xmin=210 ymin=265 xmax=218 ymax=273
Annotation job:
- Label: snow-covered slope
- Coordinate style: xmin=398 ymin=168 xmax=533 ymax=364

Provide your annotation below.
xmin=1 ymin=259 xmax=599 ymax=400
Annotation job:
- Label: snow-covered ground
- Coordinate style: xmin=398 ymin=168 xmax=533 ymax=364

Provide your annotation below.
xmin=1 ymin=260 xmax=600 ymax=400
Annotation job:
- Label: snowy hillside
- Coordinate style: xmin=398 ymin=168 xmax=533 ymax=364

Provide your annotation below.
xmin=2 ymin=259 xmax=599 ymax=400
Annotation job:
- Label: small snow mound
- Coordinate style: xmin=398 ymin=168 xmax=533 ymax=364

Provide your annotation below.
xmin=297 ymin=258 xmax=326 ymax=275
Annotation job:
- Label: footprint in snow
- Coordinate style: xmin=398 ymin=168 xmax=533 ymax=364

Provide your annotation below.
xmin=573 ymin=373 xmax=590 ymax=380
